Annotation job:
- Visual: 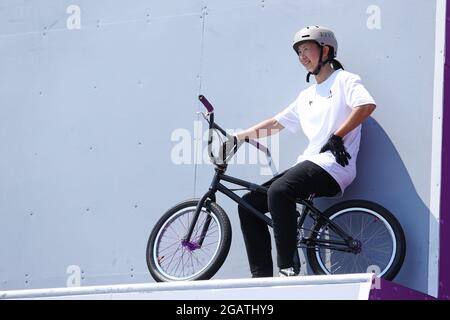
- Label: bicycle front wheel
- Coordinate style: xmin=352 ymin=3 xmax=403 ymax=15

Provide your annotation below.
xmin=146 ymin=199 xmax=232 ymax=282
xmin=307 ymin=200 xmax=406 ymax=280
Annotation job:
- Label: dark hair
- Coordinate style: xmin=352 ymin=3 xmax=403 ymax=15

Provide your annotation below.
xmin=327 ymin=47 xmax=344 ymax=70
xmin=331 ymin=59 xmax=344 ymax=70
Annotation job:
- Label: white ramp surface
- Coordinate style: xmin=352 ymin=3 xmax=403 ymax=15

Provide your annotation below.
xmin=0 ymin=274 xmax=374 ymax=300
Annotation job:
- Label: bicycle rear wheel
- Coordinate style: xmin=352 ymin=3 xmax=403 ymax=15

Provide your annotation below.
xmin=306 ymin=200 xmax=406 ymax=280
xmin=146 ymin=199 xmax=232 ymax=282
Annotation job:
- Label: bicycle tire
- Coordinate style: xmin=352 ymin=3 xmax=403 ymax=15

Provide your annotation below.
xmin=306 ymin=200 xmax=406 ymax=280
xmin=146 ymin=198 xmax=232 ymax=282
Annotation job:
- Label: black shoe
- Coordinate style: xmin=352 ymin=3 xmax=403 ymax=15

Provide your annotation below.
xmin=251 ymin=270 xmax=273 ymax=278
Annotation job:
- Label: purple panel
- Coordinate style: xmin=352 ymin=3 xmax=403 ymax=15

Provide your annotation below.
xmin=369 ymin=278 xmax=436 ymax=300
xmin=438 ymin=0 xmax=450 ymax=300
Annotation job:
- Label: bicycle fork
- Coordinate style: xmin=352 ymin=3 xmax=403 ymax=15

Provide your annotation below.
xmin=180 ymin=192 xmax=213 ymax=250
xmin=182 ymin=171 xmax=221 ymax=249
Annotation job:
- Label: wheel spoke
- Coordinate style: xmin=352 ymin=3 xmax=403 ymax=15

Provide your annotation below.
xmin=158 ymin=240 xmax=182 ymax=255
xmin=313 ymin=206 xmax=399 ymax=278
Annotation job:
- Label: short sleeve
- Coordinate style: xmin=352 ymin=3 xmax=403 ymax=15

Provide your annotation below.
xmin=274 ymin=100 xmax=300 ymax=133
xmin=344 ymin=74 xmax=376 ymax=108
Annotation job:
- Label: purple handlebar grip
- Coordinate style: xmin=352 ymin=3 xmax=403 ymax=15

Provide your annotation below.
xmin=198 ymin=95 xmax=214 ymax=112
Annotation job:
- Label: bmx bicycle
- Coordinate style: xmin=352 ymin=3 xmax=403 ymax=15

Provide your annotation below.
xmin=146 ymin=95 xmax=406 ymax=282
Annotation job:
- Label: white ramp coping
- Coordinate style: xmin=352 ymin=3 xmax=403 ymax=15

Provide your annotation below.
xmin=0 ymin=273 xmax=374 ymax=300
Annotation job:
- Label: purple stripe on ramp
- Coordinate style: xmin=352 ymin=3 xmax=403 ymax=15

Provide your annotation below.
xmin=438 ymin=0 xmax=450 ymax=300
xmin=369 ymin=278 xmax=435 ymax=300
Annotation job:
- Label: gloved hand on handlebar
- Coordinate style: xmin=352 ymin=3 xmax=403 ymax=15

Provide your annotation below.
xmin=218 ymin=134 xmax=243 ymax=164
xmin=319 ymin=134 xmax=351 ymax=167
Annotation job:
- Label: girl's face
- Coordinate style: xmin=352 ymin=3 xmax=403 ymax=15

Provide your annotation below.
xmin=297 ymin=41 xmax=326 ymax=73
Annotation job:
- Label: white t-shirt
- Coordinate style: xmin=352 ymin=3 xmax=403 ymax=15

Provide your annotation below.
xmin=274 ymin=69 xmax=376 ymax=194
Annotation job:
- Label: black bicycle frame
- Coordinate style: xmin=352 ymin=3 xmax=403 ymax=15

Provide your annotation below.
xmin=183 ymin=168 xmax=356 ymax=252
xmin=186 ymin=95 xmax=355 ymax=252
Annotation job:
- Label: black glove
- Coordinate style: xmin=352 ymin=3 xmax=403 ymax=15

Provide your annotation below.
xmin=219 ymin=135 xmax=241 ymax=163
xmin=320 ymin=134 xmax=351 ymax=167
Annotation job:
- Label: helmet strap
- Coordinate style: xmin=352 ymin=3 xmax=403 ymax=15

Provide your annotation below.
xmin=306 ymin=46 xmax=334 ymax=83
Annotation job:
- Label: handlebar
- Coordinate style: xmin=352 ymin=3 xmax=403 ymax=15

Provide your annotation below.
xmin=198 ymin=95 xmax=277 ymax=175
xmin=199 ymin=95 xmax=214 ymax=113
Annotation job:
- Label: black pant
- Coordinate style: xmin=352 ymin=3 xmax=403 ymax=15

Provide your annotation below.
xmin=237 ymin=160 xmax=341 ymax=277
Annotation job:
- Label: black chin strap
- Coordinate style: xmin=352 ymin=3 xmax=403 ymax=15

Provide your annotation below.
xmin=306 ymin=46 xmax=334 ymax=83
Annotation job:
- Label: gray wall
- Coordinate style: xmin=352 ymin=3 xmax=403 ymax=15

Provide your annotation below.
xmin=0 ymin=0 xmax=444 ymax=296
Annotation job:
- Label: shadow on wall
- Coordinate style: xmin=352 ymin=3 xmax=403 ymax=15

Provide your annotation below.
xmin=318 ymin=117 xmax=432 ymax=294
